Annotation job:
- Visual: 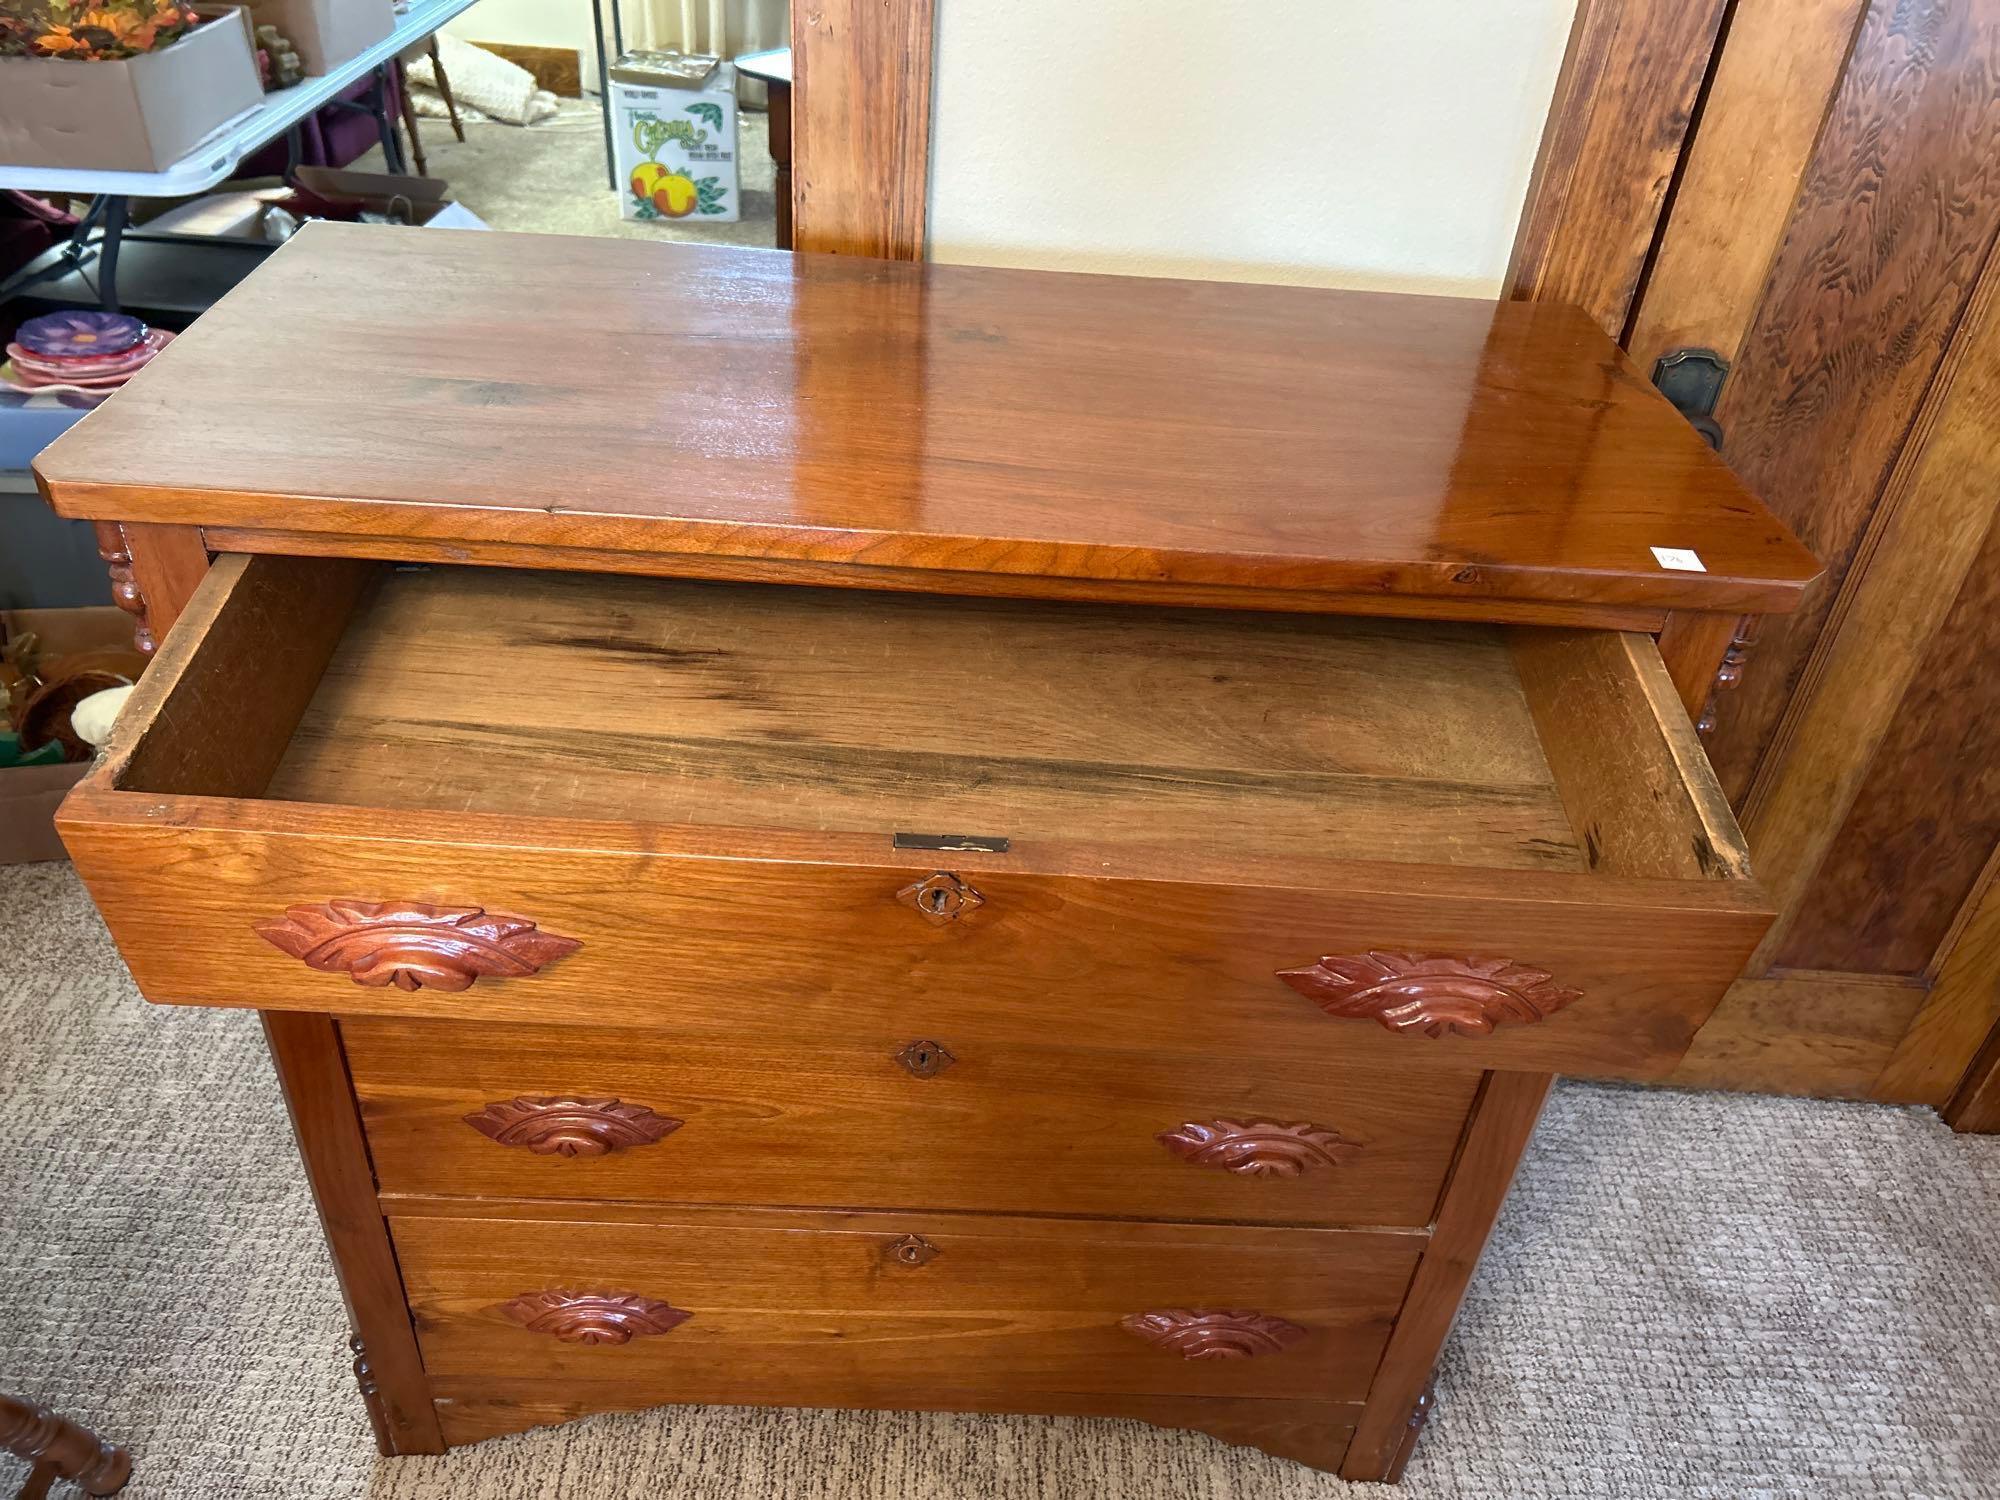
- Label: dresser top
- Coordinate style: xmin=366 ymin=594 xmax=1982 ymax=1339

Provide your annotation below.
xmin=35 ymin=223 xmax=1817 ymax=622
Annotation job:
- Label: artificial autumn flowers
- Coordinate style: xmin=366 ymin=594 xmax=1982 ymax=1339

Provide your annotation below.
xmin=0 ymin=0 xmax=203 ymax=59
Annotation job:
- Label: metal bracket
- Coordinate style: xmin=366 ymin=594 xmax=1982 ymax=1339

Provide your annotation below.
xmin=1651 ymin=348 xmax=1729 ymax=449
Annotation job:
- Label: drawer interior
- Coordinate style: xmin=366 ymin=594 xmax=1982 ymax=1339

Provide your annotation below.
xmin=102 ymin=556 xmax=1749 ymax=884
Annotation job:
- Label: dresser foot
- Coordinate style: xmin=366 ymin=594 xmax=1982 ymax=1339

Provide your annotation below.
xmin=0 ymin=1394 xmax=132 ymax=1496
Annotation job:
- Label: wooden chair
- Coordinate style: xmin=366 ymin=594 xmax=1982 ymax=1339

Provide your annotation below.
xmin=0 ymin=1396 xmax=131 ymax=1499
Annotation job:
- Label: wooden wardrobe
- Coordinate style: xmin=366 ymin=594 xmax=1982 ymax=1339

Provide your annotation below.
xmin=1512 ymin=0 xmax=2000 ymax=1126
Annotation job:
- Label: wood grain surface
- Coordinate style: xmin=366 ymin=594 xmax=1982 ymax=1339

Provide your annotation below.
xmin=32 ymin=226 xmax=1817 ymax=621
xmin=1668 ymin=970 xmax=1930 ymax=1099
xmin=1622 ymin=0 xmax=1870 ymax=376
xmin=343 ymin=1015 xmax=1480 ymax=1227
xmin=57 ymin=555 xmax=1775 ymax=1082
xmin=264 ymin=566 xmax=1584 ymax=875
xmin=390 ymin=1207 xmax=1419 ymax=1404
xmin=261 ymin=1012 xmax=444 ymax=1454
xmin=1735 ymin=231 xmax=2000 ymax=974
xmin=791 ymin=0 xmax=931 ymax=257
xmin=1341 ymin=1071 xmax=1551 ymax=1481
xmin=1504 ymin=0 xmax=1730 ymax=338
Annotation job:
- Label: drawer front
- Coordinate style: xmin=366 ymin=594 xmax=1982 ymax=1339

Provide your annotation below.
xmin=64 ymin=807 xmax=1768 ymax=1081
xmin=62 ymin=553 xmax=1772 ymax=1084
xmin=344 ymin=1018 xmax=1479 ymax=1227
xmin=392 ymin=1206 xmax=1422 ymax=1406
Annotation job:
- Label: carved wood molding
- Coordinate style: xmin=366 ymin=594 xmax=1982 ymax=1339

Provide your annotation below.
xmin=1119 ymin=1309 xmax=1308 ymax=1361
xmin=346 ymin=1332 xmax=393 ymax=1454
xmin=496 ymin=1290 xmax=691 ymax=1345
xmin=1276 ymin=951 xmax=1582 ymax=1039
xmin=1155 ymin=1119 xmax=1359 ymax=1177
xmin=896 ymin=871 xmax=984 ymax=924
xmin=253 ymin=899 xmax=581 ymax=991
xmin=92 ymin=520 xmax=155 ymax=655
xmin=0 ymin=1392 xmax=132 ymax=1497
xmin=464 ymin=1097 xmax=682 ymax=1157
xmin=1698 ymin=617 xmax=1761 ymax=737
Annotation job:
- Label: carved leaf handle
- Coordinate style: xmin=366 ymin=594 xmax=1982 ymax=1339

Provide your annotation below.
xmin=1156 ymin=1119 xmax=1358 ymax=1177
xmin=464 ymin=1097 xmax=682 ymax=1157
xmin=1120 ymin=1309 xmax=1308 ymax=1360
xmin=496 ymin=1290 xmax=690 ymax=1345
xmin=1276 ymin=951 xmax=1581 ymax=1039
xmin=253 ymin=899 xmax=581 ymax=991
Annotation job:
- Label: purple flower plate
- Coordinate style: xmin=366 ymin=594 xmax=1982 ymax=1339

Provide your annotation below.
xmin=17 ymin=310 xmax=148 ymax=360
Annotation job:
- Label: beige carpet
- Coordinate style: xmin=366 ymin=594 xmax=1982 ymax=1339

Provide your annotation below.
xmin=3 ymin=859 xmax=1997 ymax=1499
xmin=354 ymin=97 xmax=781 ymax=246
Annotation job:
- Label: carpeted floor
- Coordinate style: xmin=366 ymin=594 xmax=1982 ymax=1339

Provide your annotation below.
xmin=3 ymin=859 xmax=1997 ymax=1499
xmin=354 ymin=97 xmax=781 ymax=246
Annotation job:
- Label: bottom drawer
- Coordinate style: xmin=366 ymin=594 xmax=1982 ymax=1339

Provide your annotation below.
xmin=394 ymin=1204 xmax=1423 ymax=1407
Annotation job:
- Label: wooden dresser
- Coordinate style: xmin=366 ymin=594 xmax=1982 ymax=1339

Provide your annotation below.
xmin=33 ymin=225 xmax=1819 ymax=1481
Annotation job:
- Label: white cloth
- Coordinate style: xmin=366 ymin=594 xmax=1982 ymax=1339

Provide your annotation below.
xmin=405 ymin=34 xmax=559 ymax=127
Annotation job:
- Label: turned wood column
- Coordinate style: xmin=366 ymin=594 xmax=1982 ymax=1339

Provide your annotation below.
xmin=0 ymin=1395 xmax=131 ymax=1498
xmin=90 ymin=521 xmax=210 ymax=655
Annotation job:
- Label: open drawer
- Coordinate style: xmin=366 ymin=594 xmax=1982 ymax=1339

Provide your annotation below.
xmin=59 ymin=554 xmax=1771 ymax=1081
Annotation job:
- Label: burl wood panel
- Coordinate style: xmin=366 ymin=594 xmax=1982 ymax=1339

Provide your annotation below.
xmin=261 ymin=566 xmax=1587 ymax=876
xmin=1778 ymin=509 xmax=2000 ymax=976
xmin=342 ymin=1016 xmax=1480 ymax=1227
xmin=390 ymin=1206 xmax=1420 ymax=1405
xmin=1703 ymin=0 xmax=2000 ymax=801
xmin=1731 ymin=228 xmax=2000 ymax=975
xmin=31 ymin=227 xmax=1816 ymax=621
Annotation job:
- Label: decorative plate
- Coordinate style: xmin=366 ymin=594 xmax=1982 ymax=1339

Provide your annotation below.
xmin=8 ymin=328 xmax=172 ymax=377
xmin=16 ymin=310 xmax=148 ymax=359
xmin=1 ymin=360 xmax=140 ymax=397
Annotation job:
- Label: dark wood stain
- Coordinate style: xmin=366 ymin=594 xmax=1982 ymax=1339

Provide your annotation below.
xmin=1703 ymin=0 xmax=2000 ymax=798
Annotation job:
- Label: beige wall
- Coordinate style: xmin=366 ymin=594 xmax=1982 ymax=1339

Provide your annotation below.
xmin=927 ymin=1 xmax=1575 ymax=296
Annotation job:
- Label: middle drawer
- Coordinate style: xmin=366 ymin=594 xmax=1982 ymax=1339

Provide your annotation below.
xmin=344 ymin=1017 xmax=1478 ymax=1228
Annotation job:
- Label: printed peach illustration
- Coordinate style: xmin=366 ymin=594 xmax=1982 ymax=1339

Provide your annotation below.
xmin=652 ymin=174 xmax=699 ymax=217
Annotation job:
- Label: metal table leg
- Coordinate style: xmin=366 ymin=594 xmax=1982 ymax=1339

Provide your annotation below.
xmin=590 ymin=0 xmax=616 ymax=189
xmin=96 ymin=196 xmax=128 ymax=313
xmin=0 ymin=197 xmax=104 ymax=307
xmin=369 ymin=64 xmax=406 ymax=174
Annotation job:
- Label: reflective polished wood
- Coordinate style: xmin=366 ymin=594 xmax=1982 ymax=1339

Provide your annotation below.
xmin=33 ymin=224 xmax=1818 ymax=625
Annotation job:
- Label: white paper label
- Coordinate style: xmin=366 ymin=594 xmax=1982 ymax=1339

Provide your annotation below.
xmin=1650 ymin=546 xmax=1706 ymax=572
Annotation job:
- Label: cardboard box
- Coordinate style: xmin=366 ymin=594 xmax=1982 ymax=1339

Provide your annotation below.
xmin=248 ymin=0 xmax=394 ymax=76
xmin=0 ymin=606 xmax=142 ymax=866
xmin=0 ymin=13 xmax=263 ymax=173
xmin=0 ymin=761 xmax=88 ymax=864
xmin=290 ymin=168 xmax=490 ymax=230
xmin=609 ymin=53 xmax=740 ymax=224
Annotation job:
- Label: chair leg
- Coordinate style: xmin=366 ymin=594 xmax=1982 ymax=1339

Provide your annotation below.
xmin=0 ymin=1395 xmax=132 ymax=1497
xmin=429 ymin=36 xmax=467 ymax=142
xmin=395 ymin=58 xmax=429 ymax=176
